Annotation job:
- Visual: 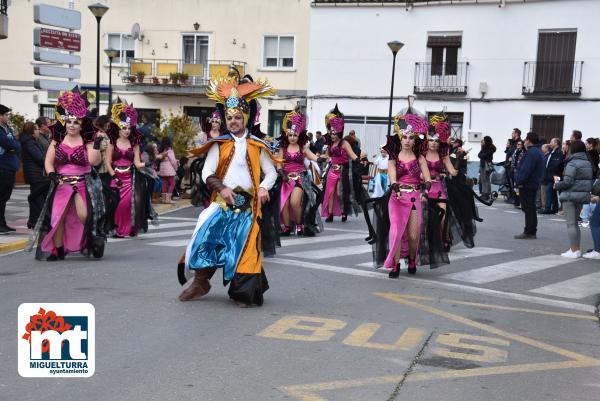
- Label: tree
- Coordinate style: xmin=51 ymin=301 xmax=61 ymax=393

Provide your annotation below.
xmin=151 ymin=112 xmax=196 ymax=159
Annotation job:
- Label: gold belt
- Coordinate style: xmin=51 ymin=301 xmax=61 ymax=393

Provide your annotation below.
xmin=331 ymin=164 xmax=342 ymax=171
xmin=378 ymin=169 xmax=388 ymax=174
xmin=215 ymin=186 xmax=255 ymax=213
xmin=114 ymin=166 xmax=132 ymax=173
xmin=397 ymin=184 xmax=418 ymax=192
xmin=60 ymin=175 xmax=85 ymax=184
xmin=287 ymin=172 xmax=302 ymax=181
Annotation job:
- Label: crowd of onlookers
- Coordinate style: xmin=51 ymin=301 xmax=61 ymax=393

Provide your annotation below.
xmin=481 ymin=128 xmax=599 ymax=259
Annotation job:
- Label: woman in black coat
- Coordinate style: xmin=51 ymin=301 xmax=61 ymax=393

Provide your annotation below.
xmin=478 ymin=135 xmax=496 ymax=201
xmin=20 ymin=121 xmax=50 ymax=229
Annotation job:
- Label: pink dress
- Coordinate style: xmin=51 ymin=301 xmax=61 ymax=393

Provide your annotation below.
xmin=41 ymin=143 xmax=91 ymax=254
xmin=383 ymin=158 xmax=423 ymax=268
xmin=427 ymin=158 xmax=447 ymax=199
xmin=280 ymin=149 xmax=306 ymax=221
xmin=111 ymin=146 xmax=136 ymax=237
xmin=321 ymin=144 xmax=349 ymax=217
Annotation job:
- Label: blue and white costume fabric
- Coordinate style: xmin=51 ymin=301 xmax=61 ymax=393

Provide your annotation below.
xmin=372 ymin=154 xmax=389 ymax=198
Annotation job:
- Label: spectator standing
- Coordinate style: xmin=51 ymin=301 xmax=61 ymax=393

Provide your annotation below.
xmin=20 ymin=122 xmax=49 ymax=229
xmin=514 ymin=132 xmax=545 ymax=239
xmin=449 ymin=138 xmax=468 ymax=177
xmin=554 ymin=140 xmax=593 ymax=258
xmin=539 ymin=144 xmax=551 ymax=211
xmin=504 ymin=128 xmax=521 ymax=202
xmin=0 ymin=104 xmax=20 ymax=234
xmin=312 ymin=130 xmax=324 ymax=155
xmin=585 ymin=138 xmax=599 ymax=178
xmin=478 ymin=135 xmax=496 ymax=201
xmin=541 ymin=138 xmax=564 ymax=214
xmin=571 ymin=130 xmax=582 ymax=142
xmin=156 ymin=137 xmax=178 ymax=204
xmin=34 ymin=116 xmax=51 ymax=155
xmin=585 ymin=190 xmax=600 ymax=259
xmin=348 ymin=130 xmax=361 ymax=154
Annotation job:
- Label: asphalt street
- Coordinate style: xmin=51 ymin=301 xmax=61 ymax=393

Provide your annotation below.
xmin=1 ymin=201 xmax=600 ymax=401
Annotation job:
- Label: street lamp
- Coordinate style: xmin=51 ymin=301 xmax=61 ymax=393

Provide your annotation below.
xmin=386 ymin=40 xmax=404 ymax=136
xmin=88 ymin=2 xmax=109 ymax=116
xmin=104 ymin=48 xmax=119 ymax=113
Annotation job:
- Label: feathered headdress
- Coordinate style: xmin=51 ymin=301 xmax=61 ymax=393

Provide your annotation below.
xmin=49 ymin=88 xmax=95 ymax=143
xmin=279 ymin=105 xmax=308 ymax=148
xmin=107 ymin=98 xmax=142 ymax=146
xmin=206 ymin=67 xmax=275 ymax=129
xmin=324 ymin=104 xmax=344 ymax=135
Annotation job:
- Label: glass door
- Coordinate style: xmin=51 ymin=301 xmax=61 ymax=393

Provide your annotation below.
xmin=182 ymin=34 xmax=209 ymax=84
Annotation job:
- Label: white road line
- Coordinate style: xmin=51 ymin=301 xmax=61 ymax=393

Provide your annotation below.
xmin=441 ymin=255 xmax=574 ymax=284
xmin=324 ymin=227 xmax=369 ymax=234
xmin=281 ymin=233 xmax=365 ymax=246
xmin=147 ymin=239 xmax=189 ymax=247
xmin=139 ymin=230 xmax=194 ymax=239
xmin=503 ymin=210 xmax=520 ymax=214
xmin=355 ymin=247 xmax=509 ymax=268
xmin=266 ymin=258 xmax=596 ymax=313
xmin=484 ymin=207 xmax=497 ymax=210
xmin=530 ymin=271 xmax=600 ymax=299
xmin=159 ymin=216 xmax=198 ymax=222
xmin=147 ymin=221 xmax=196 ymax=230
xmin=283 ymin=244 xmax=372 ymax=259
xmin=550 ymin=218 xmax=566 ymax=222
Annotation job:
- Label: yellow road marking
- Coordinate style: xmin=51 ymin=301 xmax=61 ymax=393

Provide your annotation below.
xmin=432 ymin=333 xmax=509 ymax=363
xmin=280 ymin=292 xmax=600 ymax=401
xmin=391 ymin=293 xmax=597 ymax=321
xmin=257 ymin=315 xmax=347 ymax=342
xmin=342 ymin=324 xmax=425 ymax=351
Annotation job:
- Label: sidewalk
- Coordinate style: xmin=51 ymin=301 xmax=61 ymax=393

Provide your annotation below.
xmin=0 ymin=187 xmax=193 ymax=254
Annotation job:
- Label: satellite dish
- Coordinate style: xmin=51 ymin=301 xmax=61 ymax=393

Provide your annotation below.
xmin=131 ymin=23 xmax=141 ymax=40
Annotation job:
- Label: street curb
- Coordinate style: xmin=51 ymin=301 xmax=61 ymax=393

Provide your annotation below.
xmin=0 ymin=238 xmax=29 ymax=254
xmin=0 ymin=200 xmax=194 ymax=255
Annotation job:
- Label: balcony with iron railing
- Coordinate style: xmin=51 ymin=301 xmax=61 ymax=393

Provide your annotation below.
xmin=522 ymin=61 xmax=583 ymax=96
xmin=122 ymin=58 xmax=247 ymax=95
xmin=413 ymin=62 xmax=469 ymax=95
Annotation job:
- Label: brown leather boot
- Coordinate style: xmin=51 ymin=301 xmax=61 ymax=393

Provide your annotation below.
xmin=178 ymin=269 xmax=214 ymax=301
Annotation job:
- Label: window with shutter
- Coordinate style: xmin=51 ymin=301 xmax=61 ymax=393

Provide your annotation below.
xmin=263 ymin=35 xmax=295 ymax=69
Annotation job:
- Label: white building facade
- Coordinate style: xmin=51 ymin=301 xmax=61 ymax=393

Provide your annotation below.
xmin=307 ymin=0 xmax=599 ymax=160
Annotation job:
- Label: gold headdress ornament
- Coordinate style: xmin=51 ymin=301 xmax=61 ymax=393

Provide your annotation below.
xmin=206 ymin=72 xmax=275 ymax=128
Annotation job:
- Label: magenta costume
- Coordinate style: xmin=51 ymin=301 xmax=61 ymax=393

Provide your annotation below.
xmin=321 ymin=144 xmax=350 ymax=217
xmin=111 ymin=146 xmax=136 ymax=237
xmin=383 ymin=158 xmax=423 ymax=268
xmin=280 ymin=149 xmax=306 ymax=220
xmin=426 ymin=159 xmax=447 ymax=199
xmin=41 ymin=144 xmax=92 ymax=254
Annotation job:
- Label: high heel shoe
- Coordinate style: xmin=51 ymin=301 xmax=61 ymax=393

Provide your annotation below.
xmin=325 ymin=214 xmax=333 ymax=223
xmin=295 ymin=224 xmax=304 ymax=236
xmin=388 ymin=263 xmax=400 ymax=279
xmin=280 ymin=225 xmax=291 ymax=236
xmin=46 ymin=246 xmax=65 ymax=262
xmin=341 ymin=214 xmax=347 ymax=222
xmin=407 ymin=258 xmax=417 ymax=275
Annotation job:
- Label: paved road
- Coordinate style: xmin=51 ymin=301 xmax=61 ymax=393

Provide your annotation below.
xmin=1 ymin=202 xmax=599 ymax=401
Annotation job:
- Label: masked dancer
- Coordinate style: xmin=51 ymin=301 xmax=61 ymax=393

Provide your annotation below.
xmin=179 ymin=73 xmax=279 ymax=307
xmin=321 ymin=104 xmax=363 ymax=222
xmin=104 ymin=100 xmax=156 ymax=238
xmin=277 ymin=107 xmax=324 ymax=236
xmin=32 ymin=90 xmax=106 ymax=261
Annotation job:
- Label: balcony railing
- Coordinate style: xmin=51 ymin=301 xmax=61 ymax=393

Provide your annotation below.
xmin=122 ymin=58 xmax=247 ymax=88
xmin=522 ymin=61 xmax=583 ymax=96
xmin=414 ymin=62 xmax=469 ymax=95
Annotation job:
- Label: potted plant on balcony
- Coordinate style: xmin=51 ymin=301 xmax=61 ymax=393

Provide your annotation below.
xmin=161 ymin=77 xmax=169 ymax=85
xmin=151 ymin=76 xmax=159 ymax=85
xmin=136 ymin=71 xmax=146 ymax=83
xmin=169 ymin=72 xmax=179 ymax=85
xmin=179 ymin=72 xmax=189 ymax=85
xmin=127 ymin=75 xmax=137 ymax=83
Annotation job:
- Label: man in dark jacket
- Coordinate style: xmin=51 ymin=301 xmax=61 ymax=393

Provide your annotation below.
xmin=541 ymin=137 xmax=564 ymax=214
xmin=0 ymin=104 xmax=21 ymax=234
xmin=514 ymin=132 xmax=545 ymax=239
xmin=20 ymin=123 xmax=50 ymax=228
xmin=504 ymin=128 xmax=521 ymax=203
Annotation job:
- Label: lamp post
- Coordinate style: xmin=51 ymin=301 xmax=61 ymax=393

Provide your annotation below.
xmin=88 ymin=2 xmax=109 ymax=116
xmin=104 ymin=48 xmax=119 ymax=113
xmin=386 ymin=40 xmax=404 ymax=136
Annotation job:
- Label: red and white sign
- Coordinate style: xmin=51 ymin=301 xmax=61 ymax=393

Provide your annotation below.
xmin=34 ymin=28 xmax=81 ymax=52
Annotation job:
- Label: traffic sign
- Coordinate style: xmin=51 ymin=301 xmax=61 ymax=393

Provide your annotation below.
xmin=34 ymin=4 xmax=81 ymax=30
xmin=34 ymin=48 xmax=81 ymax=65
xmin=34 ymin=28 xmax=81 ymax=52
xmin=34 ymin=65 xmax=81 ymax=80
xmin=34 ymin=79 xmax=78 ymax=91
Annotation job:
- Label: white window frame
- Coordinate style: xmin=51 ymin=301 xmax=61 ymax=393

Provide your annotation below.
xmin=426 ymin=31 xmax=462 ymax=76
xmin=104 ymin=32 xmax=137 ymax=67
xmin=261 ymin=34 xmax=296 ymax=71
